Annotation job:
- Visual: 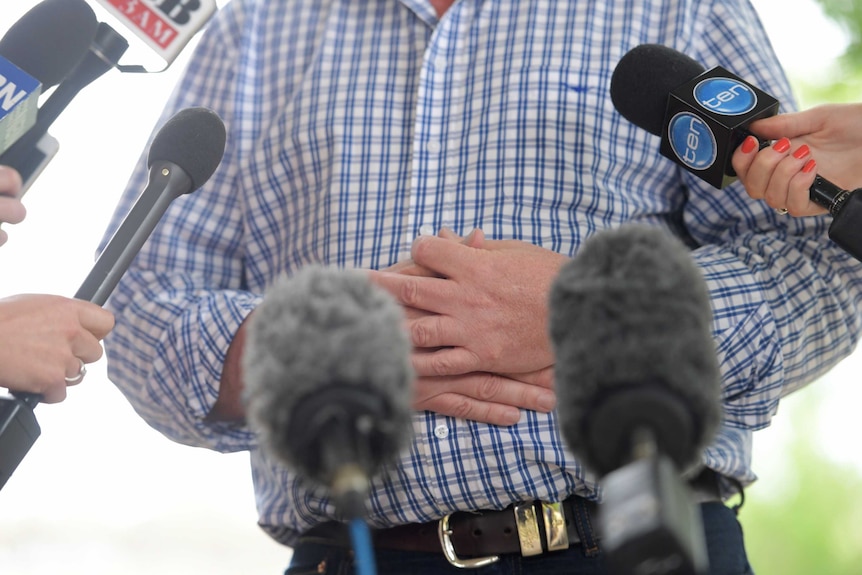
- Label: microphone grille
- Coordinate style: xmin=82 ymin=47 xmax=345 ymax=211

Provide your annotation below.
xmin=148 ymin=107 xmax=227 ymax=191
xmin=243 ymin=266 xmax=414 ymax=483
xmin=611 ymin=44 xmax=706 ymax=136
xmin=0 ymin=0 xmax=98 ymax=88
xmin=550 ymin=224 xmax=721 ymax=475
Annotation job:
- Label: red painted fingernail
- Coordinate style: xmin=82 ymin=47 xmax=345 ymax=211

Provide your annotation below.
xmin=802 ymin=159 xmax=816 ymax=173
xmin=772 ymin=138 xmax=791 ymax=153
xmin=792 ymin=145 xmax=810 ymax=160
xmin=741 ymin=136 xmax=758 ymax=154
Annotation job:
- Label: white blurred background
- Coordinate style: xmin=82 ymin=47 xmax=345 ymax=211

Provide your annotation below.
xmin=0 ymin=1 xmax=859 ymax=574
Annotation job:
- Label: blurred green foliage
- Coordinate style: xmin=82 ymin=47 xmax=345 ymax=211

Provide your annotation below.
xmin=794 ymin=0 xmax=862 ymax=106
xmin=817 ymin=0 xmax=862 ymax=68
xmin=740 ymin=385 xmax=862 ymax=574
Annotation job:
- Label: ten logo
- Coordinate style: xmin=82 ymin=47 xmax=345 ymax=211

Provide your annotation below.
xmin=667 ymin=112 xmax=717 ymax=171
xmin=693 ymin=77 xmax=757 ymax=116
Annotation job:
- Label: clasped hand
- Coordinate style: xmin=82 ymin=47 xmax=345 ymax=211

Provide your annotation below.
xmin=368 ymin=229 xmax=568 ymax=426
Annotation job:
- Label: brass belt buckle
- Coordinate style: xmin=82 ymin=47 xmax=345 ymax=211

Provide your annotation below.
xmin=437 ymin=513 xmax=500 ymax=569
xmin=540 ymin=502 xmax=570 ymax=552
xmin=515 ymin=501 xmax=570 ymax=557
xmin=514 ymin=503 xmax=543 ymax=556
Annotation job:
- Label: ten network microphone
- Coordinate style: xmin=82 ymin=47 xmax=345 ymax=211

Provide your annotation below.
xmin=611 ymin=44 xmax=862 ymax=262
xmin=0 ymin=0 xmax=98 ymax=160
xmin=550 ymin=224 xmax=722 ymax=575
xmin=0 ymin=106 xmax=227 ymax=492
xmin=242 ymin=266 xmax=414 ymax=520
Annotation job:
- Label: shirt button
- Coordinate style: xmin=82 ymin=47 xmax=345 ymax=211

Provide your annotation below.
xmin=427 ymin=141 xmax=441 ymax=153
xmin=419 ymin=224 xmax=435 ymax=236
xmin=434 ymin=424 xmax=449 ymax=439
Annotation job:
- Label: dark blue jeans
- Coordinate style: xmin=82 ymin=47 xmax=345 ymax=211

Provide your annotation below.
xmin=284 ymin=502 xmax=754 ymax=575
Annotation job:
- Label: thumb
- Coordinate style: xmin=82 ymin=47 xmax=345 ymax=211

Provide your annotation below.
xmin=749 ymin=109 xmax=823 ymax=141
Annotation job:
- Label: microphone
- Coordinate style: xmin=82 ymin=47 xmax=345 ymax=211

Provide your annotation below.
xmin=75 ymin=106 xmax=226 ymax=304
xmin=611 ymin=44 xmax=862 ymax=262
xmin=242 ymin=266 xmax=414 ymax=520
xmin=93 ymin=0 xmax=219 ymax=69
xmin=0 ymin=0 xmax=99 ymax=190
xmin=1 ymin=21 xmax=130 ymax=194
xmin=550 ymin=223 xmax=722 ymax=575
xmin=0 ymin=106 xmax=226 ymax=492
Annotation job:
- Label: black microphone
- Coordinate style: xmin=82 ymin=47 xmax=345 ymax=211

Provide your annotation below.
xmin=75 ymin=106 xmax=226 ymax=304
xmin=0 ymin=0 xmax=99 ymax=189
xmin=550 ymin=223 xmax=722 ymax=575
xmin=1 ymin=21 xmax=130 ymax=194
xmin=0 ymin=0 xmax=97 ymax=90
xmin=0 ymin=106 xmax=226 ymax=492
xmin=611 ymin=44 xmax=862 ymax=262
xmin=242 ymin=266 xmax=414 ymax=519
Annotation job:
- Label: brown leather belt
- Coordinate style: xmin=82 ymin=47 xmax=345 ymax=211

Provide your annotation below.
xmin=303 ymin=496 xmax=598 ymax=568
xmin=302 ymin=469 xmax=722 ymax=569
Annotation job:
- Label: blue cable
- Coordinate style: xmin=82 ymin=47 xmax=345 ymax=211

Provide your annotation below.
xmin=349 ymin=518 xmax=378 ymax=575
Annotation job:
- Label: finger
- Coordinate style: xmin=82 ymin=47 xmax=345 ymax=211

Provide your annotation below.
xmin=63 ymin=356 xmax=88 ymax=387
xmin=0 ymin=229 xmax=7 ymax=247
xmin=412 ymin=347 xmax=481 ymax=376
xmin=71 ymin=330 xmax=105 ymax=364
xmin=744 ymin=137 xmax=793 ymax=202
xmin=413 ymin=373 xmax=557 ymax=424
xmin=77 ymin=303 xmax=115 ymax=339
xmin=414 ymin=390 xmax=522 ymax=426
xmin=749 ymin=110 xmax=824 ymax=141
xmin=368 ymin=271 xmax=453 ymax=315
xmin=462 ymin=228 xmax=486 ymax=248
xmin=437 ymin=227 xmax=462 ymax=241
xmin=41 ymin=383 xmax=68 ymax=404
xmin=0 ymin=166 xmax=23 ymax=197
xmin=0 ymin=196 xmax=27 ymax=225
xmin=786 ymin=160 xmax=825 ymax=216
xmin=763 ymin=144 xmax=812 ymax=211
xmin=410 ymin=234 xmax=481 ymax=279
xmin=731 ymin=135 xmax=759 ymax=185
xmin=409 ymin=314 xmax=465 ymax=349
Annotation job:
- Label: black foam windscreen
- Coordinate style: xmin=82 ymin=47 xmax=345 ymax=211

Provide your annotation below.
xmin=550 ymin=224 xmax=721 ymax=476
xmin=0 ymin=0 xmax=98 ymax=89
xmin=610 ymin=44 xmax=706 ymax=137
xmin=242 ymin=266 xmax=414 ymax=487
xmin=147 ymin=107 xmax=227 ymax=190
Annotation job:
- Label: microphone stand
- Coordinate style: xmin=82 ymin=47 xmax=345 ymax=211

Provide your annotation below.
xmin=599 ymin=427 xmax=709 ymax=575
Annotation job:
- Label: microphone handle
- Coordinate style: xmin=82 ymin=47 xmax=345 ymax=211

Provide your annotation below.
xmin=809 ymin=175 xmax=853 ymax=217
xmin=76 ymin=161 xmax=192 ymax=305
xmin=803 ymin=175 xmax=862 ymax=263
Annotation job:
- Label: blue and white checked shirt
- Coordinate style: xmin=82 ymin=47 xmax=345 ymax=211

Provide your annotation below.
xmin=102 ymin=0 xmax=862 ymax=546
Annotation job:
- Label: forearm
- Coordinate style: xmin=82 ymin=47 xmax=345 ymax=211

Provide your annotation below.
xmin=207 ymin=314 xmax=251 ymax=423
xmin=689 ymin=210 xmax=862 ymax=430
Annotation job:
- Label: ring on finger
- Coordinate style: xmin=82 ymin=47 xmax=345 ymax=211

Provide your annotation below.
xmin=65 ymin=358 xmax=87 ymax=384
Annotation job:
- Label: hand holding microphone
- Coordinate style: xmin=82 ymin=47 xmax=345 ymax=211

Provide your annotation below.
xmin=611 ymin=44 xmax=862 ymax=262
xmin=732 ymin=103 xmax=862 ymax=217
xmin=0 ymin=106 xmax=227 ymax=491
xmin=0 ymin=294 xmax=113 ymax=403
